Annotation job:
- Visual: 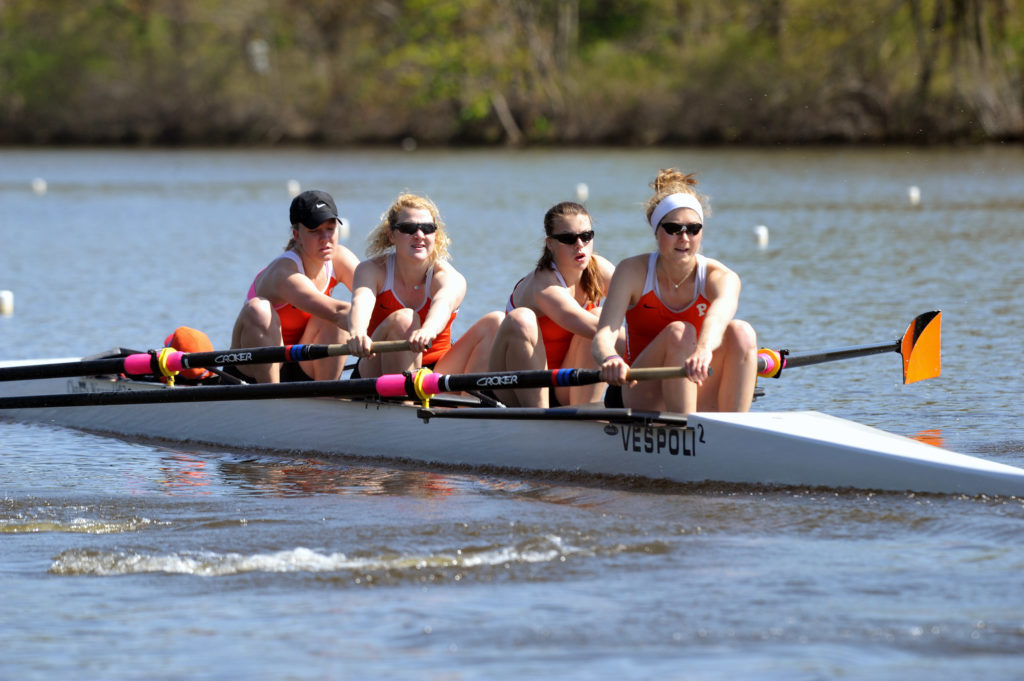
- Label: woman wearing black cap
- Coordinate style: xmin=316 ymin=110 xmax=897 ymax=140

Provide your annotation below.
xmin=227 ymin=190 xmax=360 ymax=383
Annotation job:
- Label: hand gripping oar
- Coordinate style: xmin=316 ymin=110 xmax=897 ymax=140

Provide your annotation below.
xmin=0 ymin=365 xmax=693 ymax=410
xmin=0 ymin=340 xmax=411 ymax=383
xmin=757 ymin=310 xmax=941 ymax=385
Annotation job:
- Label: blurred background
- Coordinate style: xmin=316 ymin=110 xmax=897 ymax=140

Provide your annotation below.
xmin=1 ymin=0 xmax=1021 ymax=147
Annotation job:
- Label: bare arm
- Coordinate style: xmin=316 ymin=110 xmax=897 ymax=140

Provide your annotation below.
xmin=256 ymin=258 xmax=348 ymax=328
xmin=535 ymin=254 xmax=616 ymax=338
xmin=347 ymin=259 xmax=384 ymax=356
xmin=686 ymin=260 xmax=742 ymax=383
xmin=593 ymin=255 xmax=645 ymax=384
xmin=410 ymin=263 xmax=466 ymax=352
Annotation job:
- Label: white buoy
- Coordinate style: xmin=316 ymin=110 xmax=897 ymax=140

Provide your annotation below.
xmin=0 ymin=290 xmax=13 ymax=316
xmin=338 ymin=217 xmax=351 ymax=241
xmin=31 ymin=178 xmax=47 ymax=195
xmin=575 ymin=182 xmax=589 ymax=203
xmin=286 ymin=179 xmax=301 ymax=197
xmin=754 ymin=225 xmax=770 ymax=249
xmin=908 ymin=186 xmax=921 ymax=207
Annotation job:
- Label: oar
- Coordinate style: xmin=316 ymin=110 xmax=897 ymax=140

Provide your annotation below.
xmin=757 ymin=310 xmax=941 ymax=384
xmin=0 ymin=365 xmax=692 ymax=410
xmin=0 ymin=340 xmax=411 ymax=383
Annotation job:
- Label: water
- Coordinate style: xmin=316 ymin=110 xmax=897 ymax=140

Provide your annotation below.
xmin=2 ymin=146 xmax=1024 ymax=680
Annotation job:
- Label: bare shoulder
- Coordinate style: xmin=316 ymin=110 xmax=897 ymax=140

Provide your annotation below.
xmin=333 ymin=242 xmax=360 ymax=267
xmin=614 ymin=253 xmax=651 ymax=279
xmin=353 ymin=254 xmax=387 ymax=288
xmin=703 ymin=256 xmax=740 ymax=281
xmin=261 ymin=251 xmax=300 ymax=283
xmin=432 ymin=259 xmax=466 ymax=287
xmin=356 ymin=254 xmax=387 ymax=273
xmin=703 ymin=257 xmax=742 ymax=298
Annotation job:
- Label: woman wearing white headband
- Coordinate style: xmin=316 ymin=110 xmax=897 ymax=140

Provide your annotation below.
xmin=592 ymin=168 xmax=758 ymax=414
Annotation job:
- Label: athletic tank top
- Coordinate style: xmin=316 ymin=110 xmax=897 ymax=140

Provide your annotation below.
xmin=367 ymin=253 xmax=456 ymax=366
xmin=247 ymin=251 xmax=338 ymax=345
xmin=624 ymin=253 xmax=710 ymax=364
xmin=507 ymin=267 xmax=595 ymax=370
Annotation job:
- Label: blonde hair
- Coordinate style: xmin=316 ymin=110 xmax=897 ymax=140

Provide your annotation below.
xmin=643 ymin=168 xmax=711 ymax=226
xmin=366 ymin=193 xmax=451 ymax=264
xmin=284 ymin=224 xmax=301 ymax=252
xmin=536 ymin=201 xmax=603 ymax=305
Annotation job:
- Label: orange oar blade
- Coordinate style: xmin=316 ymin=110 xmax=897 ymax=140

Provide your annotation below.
xmin=901 ymin=310 xmax=941 ymax=384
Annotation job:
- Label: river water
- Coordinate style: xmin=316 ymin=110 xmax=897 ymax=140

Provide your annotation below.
xmin=1 ymin=146 xmax=1023 ymax=680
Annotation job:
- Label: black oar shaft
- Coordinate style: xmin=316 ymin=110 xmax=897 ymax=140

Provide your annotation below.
xmin=0 ymin=378 xmax=381 ymax=408
xmin=0 ymin=340 xmax=409 ymax=382
xmin=0 ymin=367 xmax=605 ymax=410
xmin=783 ymin=340 xmax=899 ymax=369
xmin=0 ymin=365 xmax=691 ymax=410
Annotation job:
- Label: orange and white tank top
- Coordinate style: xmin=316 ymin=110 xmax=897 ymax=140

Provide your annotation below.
xmin=247 ymin=251 xmax=337 ymax=345
xmin=506 ymin=267 xmax=594 ymax=370
xmin=367 ymin=253 xmax=456 ymax=366
xmin=623 ymin=253 xmax=710 ymax=364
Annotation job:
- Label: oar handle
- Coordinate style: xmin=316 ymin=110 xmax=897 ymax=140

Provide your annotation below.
xmin=626 ymin=366 xmax=692 ymax=381
xmin=362 ymin=340 xmax=412 ymax=354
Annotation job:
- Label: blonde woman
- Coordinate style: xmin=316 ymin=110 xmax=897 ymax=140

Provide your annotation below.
xmin=592 ymin=169 xmax=757 ymax=414
xmin=348 ymin=193 xmax=503 ymax=378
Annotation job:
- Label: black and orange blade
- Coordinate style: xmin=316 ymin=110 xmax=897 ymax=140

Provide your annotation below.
xmin=901 ymin=310 xmax=941 ymax=384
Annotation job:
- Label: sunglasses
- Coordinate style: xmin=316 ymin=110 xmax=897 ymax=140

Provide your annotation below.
xmin=549 ymin=230 xmax=595 ymax=245
xmin=659 ymin=221 xmax=703 ymax=236
xmin=393 ymin=222 xmax=438 ymax=235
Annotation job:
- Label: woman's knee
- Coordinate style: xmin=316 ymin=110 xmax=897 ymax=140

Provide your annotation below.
xmin=662 ymin=320 xmax=697 ymax=348
xmin=481 ymin=310 xmax=505 ymax=333
xmin=726 ymin=319 xmax=758 ymax=353
xmin=377 ymin=308 xmax=417 ymax=337
xmin=238 ymin=297 xmax=276 ymax=329
xmin=304 ymin=315 xmax=346 ymax=344
xmin=498 ymin=308 xmax=539 ymax=343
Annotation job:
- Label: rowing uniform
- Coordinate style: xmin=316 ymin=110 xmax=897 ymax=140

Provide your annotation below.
xmin=247 ymin=251 xmax=337 ymax=345
xmin=506 ymin=267 xmax=595 ymax=370
xmin=624 ymin=253 xmax=710 ymax=364
xmin=368 ymin=253 xmax=456 ymax=366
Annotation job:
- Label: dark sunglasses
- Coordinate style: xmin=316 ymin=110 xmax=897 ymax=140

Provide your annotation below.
xmin=659 ymin=221 xmax=703 ymax=237
xmin=393 ymin=222 xmax=438 ymax=235
xmin=549 ymin=230 xmax=595 ymax=245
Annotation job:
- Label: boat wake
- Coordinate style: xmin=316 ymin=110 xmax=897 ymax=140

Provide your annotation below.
xmin=0 ymin=500 xmax=160 ymax=535
xmin=47 ymin=534 xmax=661 ymax=579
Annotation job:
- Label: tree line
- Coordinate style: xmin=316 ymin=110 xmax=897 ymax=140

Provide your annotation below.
xmin=1 ymin=0 xmax=1020 ymax=145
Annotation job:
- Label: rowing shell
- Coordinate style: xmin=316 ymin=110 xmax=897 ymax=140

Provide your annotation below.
xmin=1 ymin=360 xmax=1023 ymax=497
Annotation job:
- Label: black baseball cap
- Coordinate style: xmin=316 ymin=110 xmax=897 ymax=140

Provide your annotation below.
xmin=289 ymin=190 xmax=339 ymax=230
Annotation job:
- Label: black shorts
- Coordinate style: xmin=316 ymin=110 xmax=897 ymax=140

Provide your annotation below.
xmin=603 ymin=385 xmax=623 ymax=408
xmin=349 ymin=360 xmax=436 ymax=381
xmin=477 ymin=385 xmax=562 ymax=407
xmin=221 ymin=362 xmax=314 ymax=384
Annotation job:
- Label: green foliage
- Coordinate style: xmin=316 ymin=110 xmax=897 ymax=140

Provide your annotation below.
xmin=0 ymin=0 xmax=1020 ymax=144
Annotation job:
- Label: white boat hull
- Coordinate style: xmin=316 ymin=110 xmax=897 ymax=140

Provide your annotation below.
xmin=2 ymin=366 xmax=1024 ymax=497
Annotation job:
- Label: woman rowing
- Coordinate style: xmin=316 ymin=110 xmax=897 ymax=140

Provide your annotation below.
xmin=592 ymin=168 xmax=757 ymax=414
xmin=488 ymin=201 xmax=616 ymax=407
xmin=228 ymin=190 xmax=359 ymax=383
xmin=347 ymin=193 xmax=503 ymax=378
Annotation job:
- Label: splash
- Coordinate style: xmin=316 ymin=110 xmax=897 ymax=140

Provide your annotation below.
xmin=48 ymin=535 xmax=603 ymax=577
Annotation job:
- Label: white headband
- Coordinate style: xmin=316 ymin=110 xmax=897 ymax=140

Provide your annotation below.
xmin=649 ymin=193 xmax=704 ymax=233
